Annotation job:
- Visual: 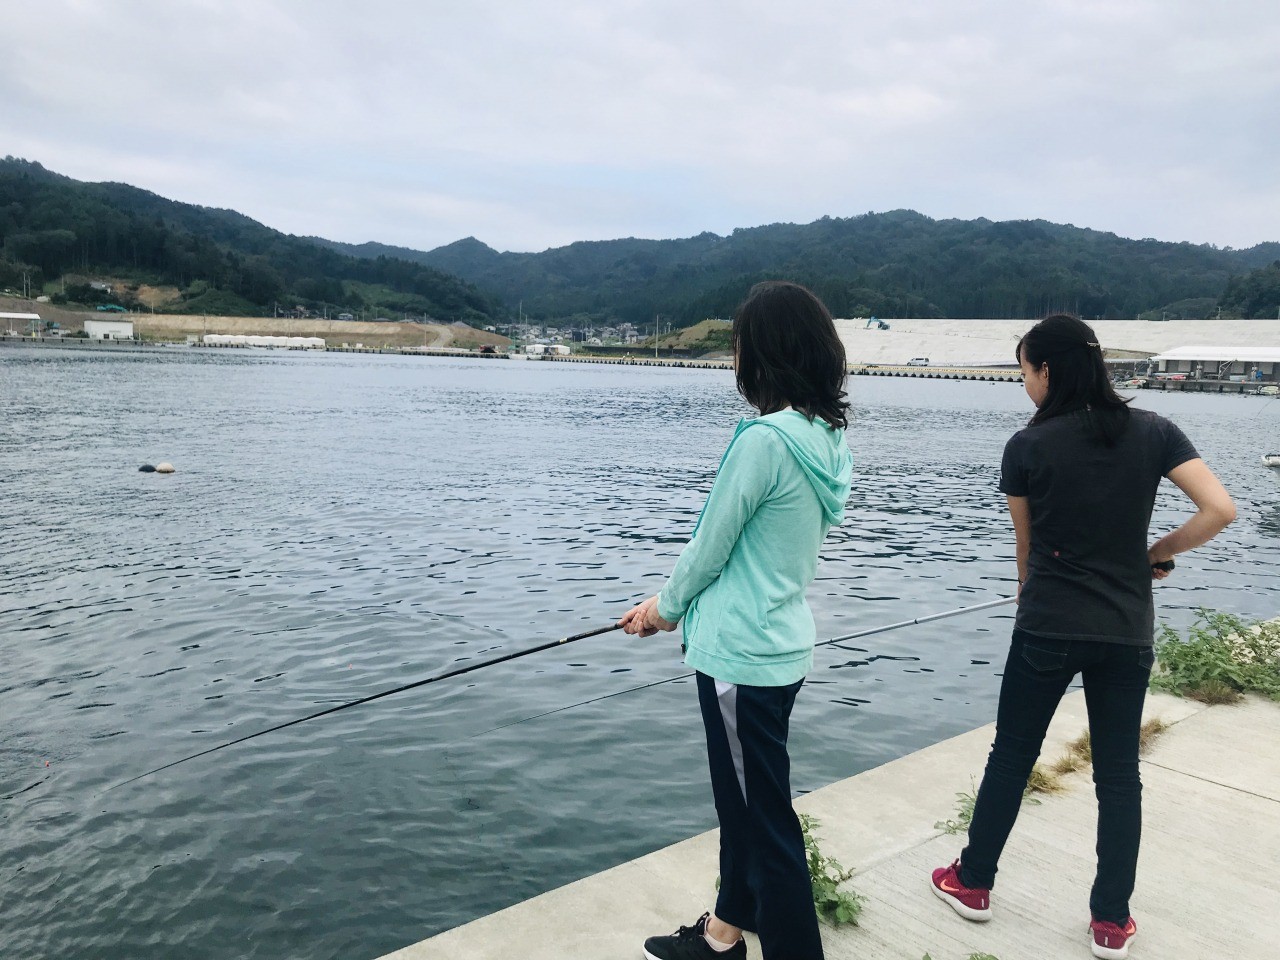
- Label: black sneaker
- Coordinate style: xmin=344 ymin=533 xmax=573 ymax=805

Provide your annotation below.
xmin=642 ymin=912 xmax=746 ymax=960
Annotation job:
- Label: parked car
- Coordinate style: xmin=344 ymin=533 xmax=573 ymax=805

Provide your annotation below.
xmin=907 ymin=357 xmax=930 ymax=367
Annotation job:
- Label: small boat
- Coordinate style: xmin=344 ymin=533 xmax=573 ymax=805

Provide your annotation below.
xmin=1264 ymin=454 xmax=1280 ymax=474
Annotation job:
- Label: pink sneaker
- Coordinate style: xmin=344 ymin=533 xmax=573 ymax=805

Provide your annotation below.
xmin=1089 ymin=916 xmax=1137 ymax=959
xmin=930 ymin=859 xmax=991 ymax=921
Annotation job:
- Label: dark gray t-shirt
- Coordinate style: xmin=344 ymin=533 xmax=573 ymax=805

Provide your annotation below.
xmin=999 ymin=408 xmax=1199 ymax=646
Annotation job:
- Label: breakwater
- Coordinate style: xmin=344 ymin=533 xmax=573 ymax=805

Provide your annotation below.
xmin=546 ymin=354 xmax=1021 ymax=382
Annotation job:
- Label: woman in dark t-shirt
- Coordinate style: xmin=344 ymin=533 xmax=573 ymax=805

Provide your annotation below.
xmin=929 ymin=314 xmax=1235 ymax=960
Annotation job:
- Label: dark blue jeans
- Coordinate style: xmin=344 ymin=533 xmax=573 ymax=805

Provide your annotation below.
xmin=697 ymin=671 xmax=824 ymax=960
xmin=960 ymin=629 xmax=1154 ymax=924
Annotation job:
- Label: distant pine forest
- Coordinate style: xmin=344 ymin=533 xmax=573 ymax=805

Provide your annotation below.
xmin=2 ymin=157 xmax=1278 ymax=328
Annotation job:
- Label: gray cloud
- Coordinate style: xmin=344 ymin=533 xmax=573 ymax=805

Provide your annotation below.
xmin=3 ymin=0 xmax=1276 ymax=251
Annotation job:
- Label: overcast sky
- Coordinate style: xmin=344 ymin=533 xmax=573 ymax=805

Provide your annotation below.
xmin=4 ymin=1 xmax=1278 ymax=253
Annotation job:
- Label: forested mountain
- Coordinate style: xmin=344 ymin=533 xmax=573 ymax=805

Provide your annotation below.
xmin=1219 ymin=261 xmax=1280 ymax=319
xmin=0 ymin=158 xmax=497 ymax=321
xmin=4 ymin=156 xmax=1276 ymax=326
xmin=321 ymin=214 xmax=1280 ymax=326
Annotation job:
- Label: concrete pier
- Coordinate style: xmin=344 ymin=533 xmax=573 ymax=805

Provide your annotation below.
xmin=377 ymin=692 xmax=1279 ymax=960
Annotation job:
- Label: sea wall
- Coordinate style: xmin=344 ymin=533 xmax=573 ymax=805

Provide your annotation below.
xmin=833 ymin=318 xmax=1280 ymax=366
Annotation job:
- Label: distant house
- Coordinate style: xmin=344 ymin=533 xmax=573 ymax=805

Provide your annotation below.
xmin=1150 ymin=345 xmax=1280 ymax=382
xmin=84 ymin=319 xmax=134 ymax=341
xmin=89 ymin=281 xmax=113 ymax=293
xmin=337 ymin=313 xmax=354 ymax=321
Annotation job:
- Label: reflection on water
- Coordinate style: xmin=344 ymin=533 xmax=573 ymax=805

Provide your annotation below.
xmin=1 ymin=348 xmax=1276 ymax=960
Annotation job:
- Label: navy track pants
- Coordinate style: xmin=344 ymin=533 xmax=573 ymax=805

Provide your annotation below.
xmin=696 ymin=671 xmax=824 ymax=960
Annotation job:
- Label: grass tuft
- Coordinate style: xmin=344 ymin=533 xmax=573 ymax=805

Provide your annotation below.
xmin=1024 ymin=763 xmax=1065 ymax=794
xmin=1187 ymin=678 xmax=1243 ymax=704
xmin=1050 ymin=730 xmax=1093 ymax=775
xmin=1137 ymin=717 xmax=1169 ymax=753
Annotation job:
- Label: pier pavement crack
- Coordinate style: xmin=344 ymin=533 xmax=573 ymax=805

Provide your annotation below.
xmin=1139 ymin=758 xmax=1280 ymax=805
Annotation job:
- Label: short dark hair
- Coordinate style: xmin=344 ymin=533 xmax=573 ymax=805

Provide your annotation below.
xmin=1017 ymin=313 xmax=1130 ymax=445
xmin=732 ymin=281 xmax=849 ymax=430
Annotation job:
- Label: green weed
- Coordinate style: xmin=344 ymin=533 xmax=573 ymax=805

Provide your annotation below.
xmin=935 ymin=771 xmax=1048 ymax=836
xmin=1152 ymin=611 xmax=1280 ymax=702
xmin=798 ymin=813 xmax=867 ymax=926
xmin=934 ymin=778 xmax=978 ymax=835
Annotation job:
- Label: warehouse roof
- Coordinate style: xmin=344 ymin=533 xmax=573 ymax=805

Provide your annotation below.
xmin=1149 ymin=345 xmax=1280 ymax=363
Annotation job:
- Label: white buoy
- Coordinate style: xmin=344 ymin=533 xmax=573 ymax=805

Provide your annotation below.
xmin=155 ymin=462 xmax=176 ymax=474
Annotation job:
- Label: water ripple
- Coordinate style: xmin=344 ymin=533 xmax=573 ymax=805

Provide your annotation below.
xmin=1 ymin=348 xmax=1275 ymax=960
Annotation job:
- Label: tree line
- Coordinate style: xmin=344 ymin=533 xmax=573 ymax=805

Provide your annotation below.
xmin=326 ymin=213 xmax=1280 ymax=326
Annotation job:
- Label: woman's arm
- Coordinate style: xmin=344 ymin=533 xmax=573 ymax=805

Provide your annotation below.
xmin=1147 ymin=458 xmax=1236 ymax=578
xmin=1006 ymin=495 xmax=1031 ymax=601
xmin=619 ymin=427 xmax=777 ymax=635
xmin=655 ymin=430 xmax=777 ymax=620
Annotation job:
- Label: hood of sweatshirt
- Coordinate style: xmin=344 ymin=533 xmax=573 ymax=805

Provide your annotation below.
xmin=748 ymin=410 xmax=853 ymax=525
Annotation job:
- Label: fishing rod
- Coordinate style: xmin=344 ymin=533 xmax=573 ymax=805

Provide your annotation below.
xmin=110 ymin=622 xmax=623 ymax=790
xmin=112 ymin=596 xmax=1016 ymax=789
xmin=462 ymin=595 xmax=1017 ymax=744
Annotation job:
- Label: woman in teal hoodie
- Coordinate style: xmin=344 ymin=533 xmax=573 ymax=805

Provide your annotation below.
xmin=621 ymin=281 xmax=853 ymax=960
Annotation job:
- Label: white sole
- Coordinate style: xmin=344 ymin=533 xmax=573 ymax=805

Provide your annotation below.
xmin=930 ymin=877 xmax=992 ymax=922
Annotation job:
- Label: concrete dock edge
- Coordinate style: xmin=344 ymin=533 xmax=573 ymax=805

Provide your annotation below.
xmin=376 ymin=691 xmax=1279 ymax=960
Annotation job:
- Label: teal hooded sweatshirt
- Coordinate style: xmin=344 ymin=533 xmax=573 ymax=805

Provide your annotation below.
xmin=656 ymin=410 xmax=853 ymax=686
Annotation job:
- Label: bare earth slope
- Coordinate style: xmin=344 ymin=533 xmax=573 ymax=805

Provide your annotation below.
xmin=0 ymin=297 xmax=509 ymax=350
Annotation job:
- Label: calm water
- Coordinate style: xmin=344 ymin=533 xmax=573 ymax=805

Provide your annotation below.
xmin=2 ymin=347 xmax=1277 ymax=960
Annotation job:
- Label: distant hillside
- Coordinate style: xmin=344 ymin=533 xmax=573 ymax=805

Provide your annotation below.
xmin=320 ymin=215 xmax=1280 ymax=326
xmin=6 ymin=155 xmax=1274 ymax=327
xmin=0 ymin=158 xmax=498 ymax=322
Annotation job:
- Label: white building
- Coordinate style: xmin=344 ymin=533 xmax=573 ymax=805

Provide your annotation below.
xmin=83 ymin=319 xmax=135 ymax=341
xmin=1149 ymin=345 xmax=1280 ymax=382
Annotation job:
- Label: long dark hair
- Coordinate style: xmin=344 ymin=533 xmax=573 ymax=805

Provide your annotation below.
xmin=1018 ymin=313 xmax=1130 ymax=445
xmin=733 ymin=281 xmax=849 ymax=430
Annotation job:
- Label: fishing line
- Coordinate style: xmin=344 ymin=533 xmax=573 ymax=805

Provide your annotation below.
xmin=109 ymin=622 xmax=623 ymax=789
xmin=460 ymin=595 xmax=1017 ymax=743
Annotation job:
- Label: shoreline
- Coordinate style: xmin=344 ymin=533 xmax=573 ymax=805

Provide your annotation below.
xmin=8 ymin=336 xmax=1278 ymax=394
